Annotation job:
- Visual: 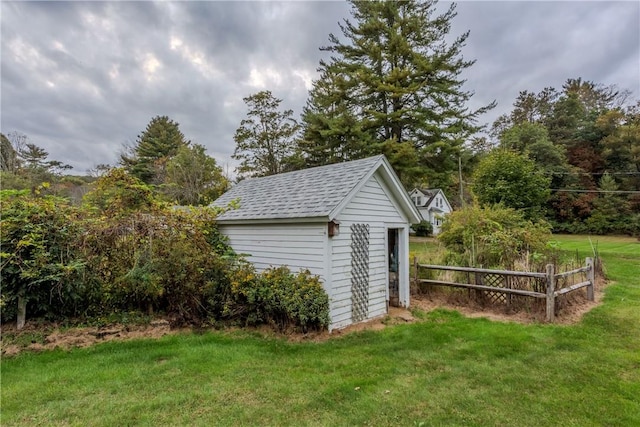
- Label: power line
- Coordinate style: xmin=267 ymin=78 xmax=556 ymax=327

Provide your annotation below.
xmin=542 ymin=171 xmax=640 ymax=176
xmin=549 ymin=189 xmax=640 ymax=194
xmin=461 ymin=181 xmax=640 ymax=194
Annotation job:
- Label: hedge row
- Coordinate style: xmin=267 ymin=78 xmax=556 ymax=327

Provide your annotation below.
xmin=1 ymin=175 xmax=329 ymax=332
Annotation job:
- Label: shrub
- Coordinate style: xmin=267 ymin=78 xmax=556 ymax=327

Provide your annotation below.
xmin=438 ymin=204 xmax=552 ymax=269
xmin=411 ymin=220 xmax=433 ymax=237
xmin=227 ymin=264 xmax=330 ymax=332
xmin=80 ymin=206 xmax=233 ymax=324
xmin=0 ymin=188 xmax=86 ymax=324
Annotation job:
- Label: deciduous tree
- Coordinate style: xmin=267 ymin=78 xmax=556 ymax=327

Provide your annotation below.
xmin=471 ymin=149 xmax=550 ymax=219
xmin=162 ymin=144 xmax=229 ymax=205
xmin=232 ymin=91 xmax=300 ymax=178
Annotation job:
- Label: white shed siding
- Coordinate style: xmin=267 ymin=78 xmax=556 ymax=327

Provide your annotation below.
xmin=329 ymin=173 xmax=408 ymax=329
xmin=218 ymin=223 xmax=327 ymax=283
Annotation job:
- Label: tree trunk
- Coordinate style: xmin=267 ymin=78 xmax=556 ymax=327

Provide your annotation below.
xmin=17 ymin=293 xmax=27 ymax=330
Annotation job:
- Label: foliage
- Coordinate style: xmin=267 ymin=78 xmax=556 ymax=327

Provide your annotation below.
xmin=298 ymin=67 xmax=373 ymax=167
xmin=471 ymin=149 xmax=551 ymax=219
xmin=0 ymin=132 xmax=72 ymax=191
xmin=438 ymin=204 xmax=552 ymax=269
xmin=233 ymin=90 xmax=301 ymax=178
xmin=80 ymin=206 xmax=233 ymax=324
xmin=0 ymin=188 xmax=85 ymax=323
xmin=161 ymin=144 xmax=229 ymax=205
xmin=584 ymin=173 xmax=634 ymax=235
xmin=1 ymin=183 xmax=329 ymax=331
xmin=411 ymin=220 xmax=433 ymax=237
xmin=492 ymin=78 xmax=639 ymax=232
xmin=299 ymin=0 xmax=494 ymax=187
xmin=120 ymin=115 xmax=190 ymax=184
xmin=226 ymin=264 xmax=330 ymax=332
xmin=82 ymin=168 xmax=159 ymax=217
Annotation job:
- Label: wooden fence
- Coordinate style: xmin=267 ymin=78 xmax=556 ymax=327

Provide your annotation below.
xmin=413 ymin=257 xmax=595 ymax=322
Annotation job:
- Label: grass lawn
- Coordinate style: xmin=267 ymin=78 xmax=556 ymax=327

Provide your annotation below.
xmin=1 ymin=235 xmax=639 ymax=426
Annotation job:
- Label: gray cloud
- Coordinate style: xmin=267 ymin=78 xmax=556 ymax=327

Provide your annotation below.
xmin=1 ymin=1 xmax=638 ymax=174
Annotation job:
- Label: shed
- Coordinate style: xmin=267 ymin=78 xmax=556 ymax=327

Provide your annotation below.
xmin=212 ymin=155 xmax=422 ymax=330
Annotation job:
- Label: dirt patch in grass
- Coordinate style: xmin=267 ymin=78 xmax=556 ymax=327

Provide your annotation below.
xmin=1 ymin=319 xmax=187 ymax=357
xmin=1 ymin=279 xmax=605 ymax=357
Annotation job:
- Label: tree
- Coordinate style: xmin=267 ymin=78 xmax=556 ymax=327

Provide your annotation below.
xmin=471 ymin=149 xmax=550 ymax=218
xmin=300 ymin=0 xmax=494 ymax=186
xmin=83 ymin=168 xmax=159 ymax=217
xmin=298 ymin=68 xmax=372 ymax=167
xmin=491 ymin=78 xmax=639 ymax=231
xmin=1 ymin=133 xmax=19 ymax=173
xmin=585 ymin=173 xmax=632 ymax=234
xmin=0 ymin=188 xmax=83 ymax=328
xmin=232 ymin=91 xmax=300 ymax=178
xmin=0 ymin=132 xmax=72 ymax=190
xmin=162 ymin=144 xmax=229 ymax=205
xmin=597 ymin=104 xmax=640 ymax=180
xmin=120 ymin=116 xmax=190 ymax=184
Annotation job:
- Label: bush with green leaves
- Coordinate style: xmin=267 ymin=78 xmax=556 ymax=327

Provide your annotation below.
xmin=2 ymin=169 xmax=330 ymax=331
xmin=438 ymin=204 xmax=552 ymax=269
xmin=80 ymin=206 xmax=233 ymax=324
xmin=411 ymin=220 xmax=433 ymax=237
xmin=226 ymin=264 xmax=330 ymax=332
xmin=0 ymin=187 xmax=86 ymax=324
xmin=471 ymin=149 xmax=551 ymax=220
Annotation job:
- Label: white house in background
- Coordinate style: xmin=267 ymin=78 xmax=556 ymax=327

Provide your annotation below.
xmin=408 ymin=188 xmax=453 ymax=235
xmin=212 ymin=155 xmax=421 ymax=331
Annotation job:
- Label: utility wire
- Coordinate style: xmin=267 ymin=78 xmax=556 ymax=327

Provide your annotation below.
xmin=549 ymin=189 xmax=640 ymax=194
xmin=542 ymin=171 xmax=640 ymax=176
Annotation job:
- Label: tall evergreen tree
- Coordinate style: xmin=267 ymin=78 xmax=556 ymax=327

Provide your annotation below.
xmin=120 ymin=116 xmax=190 ymax=184
xmin=232 ymin=91 xmax=300 ymax=178
xmin=299 ymin=68 xmax=372 ymax=167
xmin=300 ymin=0 xmax=494 ymax=186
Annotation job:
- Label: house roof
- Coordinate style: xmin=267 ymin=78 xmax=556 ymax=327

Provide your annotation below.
xmin=411 ymin=188 xmax=442 ymax=207
xmin=213 ymin=155 xmax=421 ymax=224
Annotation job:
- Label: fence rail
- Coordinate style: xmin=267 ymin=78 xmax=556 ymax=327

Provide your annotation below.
xmin=413 ymin=257 xmax=595 ymax=322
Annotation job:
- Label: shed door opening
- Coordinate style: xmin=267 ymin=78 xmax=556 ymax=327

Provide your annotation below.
xmin=388 ymin=228 xmax=400 ymax=307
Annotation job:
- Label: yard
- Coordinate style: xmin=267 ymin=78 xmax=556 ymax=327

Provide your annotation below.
xmin=1 ymin=235 xmax=639 ymax=426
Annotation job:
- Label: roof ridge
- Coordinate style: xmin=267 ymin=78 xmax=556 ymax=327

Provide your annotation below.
xmin=212 ymin=155 xmax=386 ymax=221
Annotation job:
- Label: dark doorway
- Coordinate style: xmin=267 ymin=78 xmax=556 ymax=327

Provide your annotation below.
xmin=388 ymin=228 xmax=400 ymax=307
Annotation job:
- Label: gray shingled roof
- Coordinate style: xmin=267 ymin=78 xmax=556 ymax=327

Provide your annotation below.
xmin=212 ymin=155 xmax=385 ymax=221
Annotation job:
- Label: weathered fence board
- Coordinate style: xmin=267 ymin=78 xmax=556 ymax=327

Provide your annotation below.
xmin=413 ymin=257 xmax=595 ymax=323
xmin=415 ymin=279 xmax=546 ymax=298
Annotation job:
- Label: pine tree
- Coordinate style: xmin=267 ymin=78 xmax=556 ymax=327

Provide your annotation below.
xmin=298 ymin=67 xmax=372 ymax=167
xmin=120 ymin=116 xmax=190 ymax=184
xmin=300 ymin=0 xmax=494 ymax=186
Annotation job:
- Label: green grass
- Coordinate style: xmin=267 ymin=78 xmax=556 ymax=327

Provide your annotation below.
xmin=2 ymin=235 xmax=639 ymax=426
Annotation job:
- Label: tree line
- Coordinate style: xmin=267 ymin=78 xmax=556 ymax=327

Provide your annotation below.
xmin=2 ymin=0 xmax=639 ymax=234
xmin=231 ymin=0 xmax=639 ymax=235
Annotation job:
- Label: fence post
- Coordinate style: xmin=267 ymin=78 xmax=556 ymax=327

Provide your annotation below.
xmin=546 ymin=264 xmax=555 ymax=322
xmin=586 ymin=257 xmax=595 ymax=301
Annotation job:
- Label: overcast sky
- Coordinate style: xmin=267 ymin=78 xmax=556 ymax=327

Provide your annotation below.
xmin=2 ymin=1 xmax=639 ymax=175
